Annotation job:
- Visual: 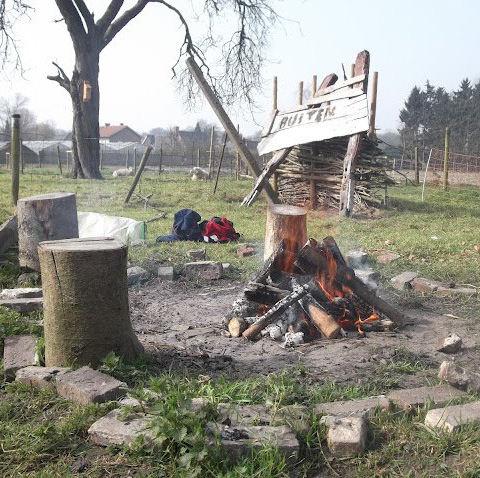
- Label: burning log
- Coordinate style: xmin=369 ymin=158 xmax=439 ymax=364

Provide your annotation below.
xmin=244 ymin=282 xmax=289 ymax=305
xmin=228 ymin=317 xmax=249 ymax=337
xmin=299 ymin=294 xmax=341 ymax=339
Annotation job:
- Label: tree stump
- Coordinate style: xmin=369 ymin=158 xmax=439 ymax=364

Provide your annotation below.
xmin=264 ymin=205 xmax=307 ymax=261
xmin=18 ymin=192 xmax=79 ymax=271
xmin=38 ymin=237 xmax=143 ymax=367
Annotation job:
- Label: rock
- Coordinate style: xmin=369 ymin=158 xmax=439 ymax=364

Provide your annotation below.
xmin=127 ymin=266 xmax=150 ymax=286
xmin=55 ymin=366 xmax=127 ymax=404
xmin=439 ymin=361 xmax=480 ymax=393
xmin=112 ymin=168 xmax=133 ymax=177
xmin=237 ymin=245 xmax=256 ymax=258
xmin=391 ymin=271 xmax=418 ymax=290
xmin=187 ymin=249 xmax=206 ymax=261
xmin=88 ymin=409 xmax=155 ymax=446
xmin=206 ymin=423 xmax=299 ymax=461
xmin=0 ymin=297 xmax=43 ymax=313
xmin=0 ymin=216 xmax=18 ymax=255
xmin=218 ymin=404 xmax=271 ymax=426
xmin=17 ymin=272 xmax=40 ymax=287
xmin=323 ymin=416 xmax=367 ymax=457
xmin=425 ymin=401 xmax=480 ymax=432
xmin=354 ymin=269 xmax=380 ymax=289
xmin=346 ymin=250 xmax=368 ymax=268
xmin=157 ymin=265 xmax=174 ymax=281
xmin=184 ymin=261 xmax=223 ymax=280
xmin=3 ymin=335 xmax=38 ymax=381
xmin=437 ymin=333 xmax=462 ymax=354
xmin=376 ymin=251 xmax=400 ymax=264
xmin=222 ymin=263 xmax=231 ymax=272
xmin=0 ymin=288 xmax=42 ymax=299
xmin=118 ymin=396 xmax=143 ymax=407
xmin=190 ymin=397 xmax=210 ymax=412
xmin=412 ymin=278 xmax=476 ymax=296
xmin=315 ymin=395 xmax=390 ymax=418
xmin=387 ymin=384 xmax=467 ymax=411
xmin=15 ymin=366 xmax=69 ymax=390
xmin=435 ymin=286 xmax=477 ymax=297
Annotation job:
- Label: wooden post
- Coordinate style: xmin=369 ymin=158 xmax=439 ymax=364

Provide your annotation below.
xmin=444 ymin=127 xmax=450 ymax=190
xmin=350 ymin=64 xmax=355 ymax=78
xmin=298 ymin=81 xmax=304 ymax=105
xmin=56 ymin=145 xmax=63 ymax=175
xmin=208 ymin=126 xmax=215 ymax=179
xmin=273 ymin=76 xmax=278 ymax=111
xmin=125 ymin=145 xmax=153 ymax=203
xmin=133 ymin=148 xmax=137 ymax=173
xmin=213 ymin=132 xmax=228 ymax=194
xmin=38 ymin=150 xmax=42 ymax=169
xmin=414 ymin=146 xmax=419 ymax=185
xmin=272 ymin=172 xmax=278 ymax=192
xmin=99 ymin=148 xmax=103 ymax=171
xmin=312 ymin=75 xmax=317 ymax=97
xmin=158 ymin=144 xmax=163 ymax=174
xmin=20 ymin=138 xmax=24 ymax=174
xmin=10 ymin=114 xmax=20 ymax=206
xmin=186 ymin=56 xmax=278 ymax=203
xmin=368 ymin=71 xmax=378 ymax=139
xmin=126 ymin=149 xmax=130 ymax=169
xmin=197 ymin=147 xmax=200 ymax=167
xmin=38 ymin=237 xmax=143 ymax=367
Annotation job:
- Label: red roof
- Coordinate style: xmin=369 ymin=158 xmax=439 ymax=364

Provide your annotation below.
xmin=100 ymin=124 xmax=138 ymax=138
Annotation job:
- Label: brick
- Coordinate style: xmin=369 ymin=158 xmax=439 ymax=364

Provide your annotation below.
xmin=15 ymin=366 xmax=69 ymax=390
xmin=187 ymin=249 xmax=206 ymax=261
xmin=388 ymin=385 xmax=467 ymax=411
xmin=0 ymin=288 xmax=42 ymax=300
xmin=346 ymin=250 xmax=368 ymax=268
xmin=436 ymin=333 xmax=462 ymax=354
xmin=425 ymin=401 xmax=480 ymax=432
xmin=206 ymin=423 xmax=299 ymax=461
xmin=127 ymin=266 xmax=150 ymax=286
xmin=435 ymin=286 xmax=477 ymax=297
xmin=88 ymin=409 xmax=155 ymax=446
xmin=4 ymin=335 xmax=38 ymax=381
xmin=218 ymin=404 xmax=272 ymax=426
xmin=157 ymin=265 xmax=174 ymax=280
xmin=184 ymin=261 xmax=223 ymax=280
xmin=315 ymin=395 xmax=390 ymax=418
xmin=55 ymin=366 xmax=126 ymax=404
xmin=0 ymin=297 xmax=43 ymax=313
xmin=439 ymin=361 xmax=480 ymax=393
xmin=324 ymin=416 xmax=367 ymax=457
xmin=411 ymin=277 xmax=442 ymax=293
xmin=391 ymin=271 xmax=418 ymax=290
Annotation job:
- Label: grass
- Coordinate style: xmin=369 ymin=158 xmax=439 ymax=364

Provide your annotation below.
xmin=2 ymin=167 xmax=480 ymax=476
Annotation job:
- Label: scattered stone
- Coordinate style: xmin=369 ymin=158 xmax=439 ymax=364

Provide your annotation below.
xmin=435 ymin=286 xmax=477 ymax=297
xmin=0 ymin=287 xmax=42 ymax=300
xmin=3 ymin=335 xmax=38 ymax=381
xmin=70 ymin=456 xmax=88 ymax=474
xmin=127 ymin=266 xmax=150 ymax=286
xmin=206 ymin=423 xmax=299 ymax=461
xmin=391 ymin=271 xmax=418 ymax=290
xmin=0 ymin=297 xmax=43 ymax=313
xmin=218 ymin=404 xmax=271 ymax=426
xmin=323 ymin=416 xmax=367 ymax=457
xmin=376 ymin=251 xmax=400 ymax=264
xmin=346 ymin=250 xmax=368 ymax=268
xmin=55 ymin=366 xmax=127 ymax=404
xmin=437 ymin=333 xmax=462 ymax=354
xmin=222 ymin=263 xmax=231 ymax=272
xmin=190 ymin=397 xmax=210 ymax=412
xmin=187 ymin=249 xmax=206 ymax=261
xmin=355 ymin=269 xmax=380 ymax=289
xmin=425 ymin=401 xmax=480 ymax=432
xmin=411 ymin=278 xmax=476 ymax=296
xmin=157 ymin=265 xmax=174 ymax=281
xmin=237 ymin=245 xmax=256 ymax=258
xmin=387 ymin=384 xmax=467 ymax=411
xmin=88 ymin=409 xmax=154 ymax=446
xmin=17 ymin=272 xmax=40 ymax=287
xmin=118 ymin=396 xmax=142 ymax=408
xmin=315 ymin=395 xmax=390 ymax=418
xmin=439 ymin=361 xmax=480 ymax=393
xmin=0 ymin=215 xmax=18 ymax=255
xmin=15 ymin=366 xmax=69 ymax=390
xmin=184 ymin=261 xmax=223 ymax=280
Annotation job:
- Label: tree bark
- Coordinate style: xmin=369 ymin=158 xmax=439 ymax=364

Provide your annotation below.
xmin=17 ymin=192 xmax=79 ymax=271
xmin=38 ymin=237 xmax=143 ymax=367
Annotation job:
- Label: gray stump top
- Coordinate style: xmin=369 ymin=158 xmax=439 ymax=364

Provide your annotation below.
xmin=18 ymin=192 xmax=76 ymax=203
xmin=38 ymin=237 xmax=124 ymax=252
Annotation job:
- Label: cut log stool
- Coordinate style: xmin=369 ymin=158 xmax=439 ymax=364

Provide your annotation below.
xmin=38 ymin=237 xmax=143 ymax=367
xmin=18 ymin=192 xmax=79 ymax=271
xmin=264 ymin=204 xmax=307 ymax=261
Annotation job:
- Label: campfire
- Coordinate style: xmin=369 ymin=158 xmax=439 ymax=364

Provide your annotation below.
xmin=227 ymin=236 xmax=408 ymax=346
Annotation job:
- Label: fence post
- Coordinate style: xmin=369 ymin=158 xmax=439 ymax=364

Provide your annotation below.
xmin=443 ymin=127 xmax=450 ymax=190
xmin=11 ymin=114 xmax=20 ymax=206
xmin=158 ymin=144 xmax=163 ymax=174
xmin=414 ymin=146 xmax=419 ymax=185
xmin=273 ymin=76 xmax=278 ymax=111
xmin=312 ymin=75 xmax=317 ymax=97
xmin=20 ymin=138 xmax=24 ymax=174
xmin=99 ymin=147 xmax=103 ymax=171
xmin=196 ymin=148 xmax=200 ymax=167
xmin=368 ymin=71 xmax=378 ymax=139
xmin=208 ymin=126 xmax=215 ymax=179
xmin=298 ymin=81 xmax=304 ymax=106
xmin=133 ymin=148 xmax=137 ymax=174
xmin=57 ymin=145 xmax=63 ymax=175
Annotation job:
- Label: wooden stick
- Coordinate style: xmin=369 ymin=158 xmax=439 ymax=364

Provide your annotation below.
xmin=208 ymin=126 xmax=215 ymax=179
xmin=213 ymin=132 xmax=228 ymax=194
xmin=312 ymin=75 xmax=317 ymax=97
xmin=57 ymin=145 xmax=63 ymax=175
xmin=444 ymin=127 xmax=449 ymax=190
xmin=273 ymin=76 xmax=278 ymax=111
xmin=186 ymin=57 xmax=278 ymax=204
xmin=124 ymin=145 xmax=153 ymax=204
xmin=414 ymin=146 xmax=419 ymax=185
xmin=298 ymin=81 xmax=304 ymax=105
xmin=300 ymin=294 xmax=340 ymax=338
xmin=368 ymin=71 xmax=378 ymax=139
xmin=10 ymin=114 xmax=20 ymax=206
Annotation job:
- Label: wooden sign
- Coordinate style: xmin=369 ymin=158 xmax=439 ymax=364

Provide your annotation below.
xmin=258 ymin=94 xmax=369 ymax=156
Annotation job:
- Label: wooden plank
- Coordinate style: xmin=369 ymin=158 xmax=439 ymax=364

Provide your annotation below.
xmin=306 ymin=86 xmax=364 ymax=106
xmin=186 ymin=57 xmax=278 ymax=204
xmin=315 ymin=74 xmax=365 ymax=96
xmin=257 ymin=95 xmax=369 ymax=156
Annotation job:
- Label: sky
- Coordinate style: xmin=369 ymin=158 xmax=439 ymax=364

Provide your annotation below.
xmin=1 ymin=0 xmax=479 ymax=136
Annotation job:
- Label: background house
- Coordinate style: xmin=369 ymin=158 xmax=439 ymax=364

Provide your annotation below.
xmin=100 ymin=123 xmax=142 ymax=143
xmin=0 ymin=141 xmax=37 ymax=166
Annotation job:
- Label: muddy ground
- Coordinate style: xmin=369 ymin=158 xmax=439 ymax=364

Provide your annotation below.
xmin=129 ymin=277 xmax=480 ymax=386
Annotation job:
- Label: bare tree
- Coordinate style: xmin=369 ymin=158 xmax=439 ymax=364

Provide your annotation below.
xmin=0 ymin=93 xmax=36 ymax=138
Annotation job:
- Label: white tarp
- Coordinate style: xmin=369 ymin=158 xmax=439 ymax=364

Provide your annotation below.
xmin=78 ymin=212 xmax=146 ymax=245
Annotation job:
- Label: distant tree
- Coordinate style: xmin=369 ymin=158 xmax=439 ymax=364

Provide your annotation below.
xmin=0 ymin=93 xmax=36 ymax=139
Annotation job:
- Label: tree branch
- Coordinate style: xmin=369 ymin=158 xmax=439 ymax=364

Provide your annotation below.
xmin=54 ymin=0 xmax=87 ymax=50
xmin=72 ymin=0 xmax=95 ymax=32
xmin=102 ymin=0 xmax=149 ymax=49
xmin=47 ymin=61 xmax=71 ymax=92
xmin=96 ymin=0 xmax=124 ymax=33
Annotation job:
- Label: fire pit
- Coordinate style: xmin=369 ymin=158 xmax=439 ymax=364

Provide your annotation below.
xmin=226 ymin=236 xmax=409 ymax=347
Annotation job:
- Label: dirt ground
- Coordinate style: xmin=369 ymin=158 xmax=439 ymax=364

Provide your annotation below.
xmin=129 ymin=277 xmax=480 ymax=386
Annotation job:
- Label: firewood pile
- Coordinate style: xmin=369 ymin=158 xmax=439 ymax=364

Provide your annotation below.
xmin=226 ymin=236 xmax=407 ymax=346
xmin=275 ymin=136 xmax=394 ymax=210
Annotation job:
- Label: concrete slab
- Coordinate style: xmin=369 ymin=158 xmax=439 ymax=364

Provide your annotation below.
xmin=315 ymin=395 xmax=390 ymax=418
xmin=0 ymin=297 xmax=43 ymax=313
xmin=3 ymin=335 xmax=38 ymax=381
xmin=388 ymin=385 xmax=467 ymax=410
xmin=439 ymin=361 xmax=480 ymax=393
xmin=324 ymin=416 xmax=367 ymax=457
xmin=15 ymin=366 xmax=69 ymax=390
xmin=425 ymin=401 xmax=480 ymax=432
xmin=0 ymin=288 xmax=42 ymax=300
xmin=391 ymin=271 xmax=418 ymax=290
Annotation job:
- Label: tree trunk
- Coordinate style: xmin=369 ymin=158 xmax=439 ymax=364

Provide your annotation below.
xmin=17 ymin=192 xmax=79 ymax=271
xmin=38 ymin=237 xmax=143 ymax=367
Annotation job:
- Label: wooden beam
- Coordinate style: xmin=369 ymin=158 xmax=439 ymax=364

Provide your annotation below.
xmin=186 ymin=56 xmax=278 ymax=204
xmin=273 ymin=76 xmax=278 ymax=111
xmin=368 ymin=71 xmax=378 ymax=139
xmin=298 ymin=81 xmax=304 ymax=105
